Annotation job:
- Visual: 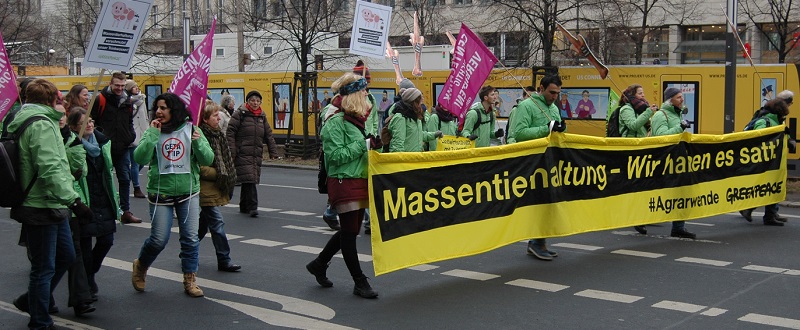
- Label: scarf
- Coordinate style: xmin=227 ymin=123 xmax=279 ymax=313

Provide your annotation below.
xmin=435 ymin=107 xmax=456 ymax=122
xmin=199 ymin=122 xmax=237 ymax=196
xmin=245 ymin=103 xmax=263 ymax=116
xmin=81 ymin=132 xmax=101 ymax=158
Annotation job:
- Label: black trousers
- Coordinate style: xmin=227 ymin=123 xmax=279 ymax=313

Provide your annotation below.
xmin=239 ymin=183 xmax=258 ymax=212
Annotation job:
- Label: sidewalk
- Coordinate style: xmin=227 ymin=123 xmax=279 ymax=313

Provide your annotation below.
xmin=781 ymin=192 xmax=800 ymax=208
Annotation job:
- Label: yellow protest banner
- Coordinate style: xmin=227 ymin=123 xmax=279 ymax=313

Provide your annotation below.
xmin=434 ymin=135 xmax=475 ymax=151
xmin=367 ymin=126 xmax=788 ymax=275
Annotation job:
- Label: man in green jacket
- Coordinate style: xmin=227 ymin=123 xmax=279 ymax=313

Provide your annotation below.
xmin=8 ymin=79 xmax=93 ymax=329
xmin=650 ymin=87 xmax=696 ymax=239
xmin=506 ymin=75 xmax=565 ymax=261
xmin=461 ymin=85 xmax=502 ymax=148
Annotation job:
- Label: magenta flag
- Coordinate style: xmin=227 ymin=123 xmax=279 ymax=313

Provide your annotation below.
xmin=169 ymin=18 xmax=216 ymax=125
xmin=0 ymin=31 xmax=19 ymax=122
xmin=437 ymin=24 xmax=498 ymax=121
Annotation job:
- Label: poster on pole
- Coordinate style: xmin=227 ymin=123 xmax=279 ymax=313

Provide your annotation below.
xmin=349 ymin=0 xmax=392 ymax=59
xmin=0 ymin=31 xmax=19 ymax=121
xmin=84 ymin=0 xmax=154 ymax=71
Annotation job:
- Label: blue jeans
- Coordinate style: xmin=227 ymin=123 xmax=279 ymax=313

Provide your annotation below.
xmin=25 ymin=220 xmax=76 ymax=329
xmin=199 ymin=206 xmax=232 ymax=266
xmin=363 ymin=208 xmax=370 ymax=229
xmin=137 ymin=195 xmax=200 ymax=273
xmin=128 ymin=146 xmax=141 ymax=188
xmin=112 ymin=149 xmax=131 ymax=211
xmin=324 ymin=203 xmax=338 ymax=219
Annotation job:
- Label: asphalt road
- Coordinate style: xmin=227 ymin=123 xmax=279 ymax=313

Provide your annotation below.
xmin=1 ymin=166 xmax=799 ymax=329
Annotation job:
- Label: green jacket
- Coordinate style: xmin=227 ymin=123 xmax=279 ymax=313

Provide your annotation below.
xmin=426 ymin=113 xmax=458 ymax=151
xmin=134 ymin=122 xmax=214 ymax=197
xmin=321 ymin=112 xmax=368 ymax=179
xmin=8 ymin=103 xmax=79 ymax=208
xmin=753 ymin=113 xmax=780 ymax=130
xmin=365 ymin=93 xmax=379 ymax=136
xmin=387 ymin=103 xmax=436 ymax=153
xmin=507 ymin=94 xmax=562 ymax=143
xmin=66 ymin=131 xmax=89 ymax=206
xmin=650 ymin=102 xmax=685 ymax=137
xmin=460 ymin=102 xmax=496 ymax=147
xmin=619 ymin=104 xmax=654 ymax=137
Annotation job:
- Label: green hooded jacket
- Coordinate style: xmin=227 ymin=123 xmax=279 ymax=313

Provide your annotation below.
xmin=650 ymin=102 xmax=685 ymax=137
xmin=321 ymin=112 xmax=368 ymax=179
xmin=7 ymin=103 xmax=79 ymax=208
xmin=134 ymin=122 xmax=214 ymax=197
xmin=460 ymin=102 xmax=496 ymax=147
xmin=619 ymin=104 xmax=654 ymax=137
xmin=426 ymin=113 xmax=458 ymax=151
xmin=507 ymin=93 xmax=562 ymax=143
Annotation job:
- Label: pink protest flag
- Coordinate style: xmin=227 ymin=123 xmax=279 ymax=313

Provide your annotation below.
xmin=0 ymin=31 xmax=19 ymax=122
xmin=169 ymin=18 xmax=216 ymax=125
xmin=436 ymin=23 xmax=498 ymax=121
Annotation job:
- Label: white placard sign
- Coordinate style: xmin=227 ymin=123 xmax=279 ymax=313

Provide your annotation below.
xmin=84 ymin=0 xmax=154 ymax=71
xmin=349 ymin=0 xmax=392 ymax=59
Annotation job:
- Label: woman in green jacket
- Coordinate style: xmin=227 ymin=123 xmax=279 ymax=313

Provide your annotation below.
xmin=306 ymin=73 xmax=380 ymax=299
xmin=650 ymin=87 xmax=695 ymax=239
xmin=427 ymin=104 xmax=458 ymax=151
xmin=617 ymin=84 xmax=657 ymax=138
xmin=131 ymin=93 xmax=214 ymax=297
xmin=387 ymin=88 xmax=441 ymax=152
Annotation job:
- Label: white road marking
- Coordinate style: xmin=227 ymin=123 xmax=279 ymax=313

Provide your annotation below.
xmin=408 ymin=264 xmax=439 ymax=271
xmin=334 ymin=253 xmax=373 ymax=262
xmin=281 ymin=210 xmax=318 ymax=216
xmin=742 ymin=265 xmax=790 ymax=273
xmin=686 ymin=222 xmax=715 ymax=227
xmin=241 ymin=239 xmax=286 ymax=247
xmin=551 ymin=243 xmax=603 ymax=251
xmin=207 ymin=298 xmax=355 ymax=329
xmin=103 ymin=258 xmax=335 ymax=319
xmin=441 ymin=269 xmax=500 ymax=281
xmin=727 ymin=211 xmax=800 ymax=219
xmin=261 ymin=184 xmax=318 ymax=191
xmin=611 ymin=249 xmax=666 ymax=258
xmin=651 ymin=300 xmax=705 ymax=313
xmin=739 ymin=313 xmax=800 ymax=329
xmin=227 ymin=234 xmax=243 ymax=240
xmin=675 ymin=257 xmax=732 ymax=267
xmin=574 ymin=289 xmax=643 ymax=303
xmin=284 ymin=245 xmax=323 ymax=254
xmin=505 ymin=279 xmax=569 ymax=292
xmin=784 ymin=270 xmax=800 ymax=276
xmin=283 ymin=225 xmax=336 ymax=234
xmin=700 ymin=308 xmax=728 ymax=316
xmin=123 ymin=222 xmax=150 ymax=229
xmin=611 ymin=231 xmax=723 ymax=243
xmin=221 ymin=205 xmax=280 ymax=212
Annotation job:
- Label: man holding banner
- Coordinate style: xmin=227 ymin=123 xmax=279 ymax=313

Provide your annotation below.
xmin=461 ymin=86 xmax=502 ymax=148
xmin=507 ymin=75 xmax=565 ymax=261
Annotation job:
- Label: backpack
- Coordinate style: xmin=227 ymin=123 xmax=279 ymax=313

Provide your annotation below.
xmin=380 ymin=113 xmax=394 ymax=153
xmin=457 ymin=107 xmax=488 ymax=135
xmin=606 ymin=106 xmax=623 ymax=137
xmin=744 ymin=113 xmax=772 ymax=131
xmin=0 ymin=116 xmax=47 ymax=208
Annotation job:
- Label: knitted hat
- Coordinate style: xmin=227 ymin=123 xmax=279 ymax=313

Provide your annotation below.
xmin=353 ymin=60 xmax=371 ymax=83
xmin=246 ymin=90 xmax=262 ymax=101
xmin=124 ymin=79 xmax=138 ymax=94
xmin=401 ymin=88 xmax=422 ymax=104
xmin=630 ymin=97 xmax=650 ymax=113
xmin=663 ymin=87 xmax=681 ymax=102
xmin=398 ymin=78 xmax=415 ymax=89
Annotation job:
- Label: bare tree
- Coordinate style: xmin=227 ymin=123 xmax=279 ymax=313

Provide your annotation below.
xmin=741 ymin=0 xmax=800 ymax=63
xmin=1 ymin=0 xmax=50 ymax=65
xmin=389 ymin=0 xmax=463 ymax=46
xmin=491 ymin=0 xmax=580 ymax=67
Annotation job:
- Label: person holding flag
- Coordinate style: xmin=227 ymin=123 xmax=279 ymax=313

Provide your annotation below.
xmin=506 ymin=74 xmax=565 ymax=261
xmin=130 ymin=92 xmax=214 ymax=297
xmin=460 ymin=86 xmax=503 ymax=148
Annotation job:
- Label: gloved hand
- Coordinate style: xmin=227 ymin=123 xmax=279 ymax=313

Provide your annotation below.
xmin=789 ymin=138 xmax=797 ymax=153
xmin=556 ymin=120 xmax=566 ymax=132
xmin=467 ymin=134 xmax=478 ymax=141
xmin=434 ymin=131 xmax=443 ymax=138
xmin=367 ymin=134 xmax=383 ymax=150
xmin=69 ymin=199 xmax=93 ymax=223
xmin=549 ymin=121 xmax=566 ymax=132
xmin=680 ymin=120 xmax=691 ymax=130
xmin=494 ymin=129 xmax=504 ymax=138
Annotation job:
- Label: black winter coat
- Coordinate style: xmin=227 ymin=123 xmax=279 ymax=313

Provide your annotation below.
xmin=226 ymin=105 xmax=278 ymax=183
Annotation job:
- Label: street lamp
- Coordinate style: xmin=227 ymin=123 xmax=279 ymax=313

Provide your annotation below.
xmin=46 ymin=48 xmax=55 ymax=65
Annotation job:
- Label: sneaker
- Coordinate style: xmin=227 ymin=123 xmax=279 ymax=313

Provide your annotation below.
xmin=774 ymin=213 xmax=788 ymax=222
xmin=249 ymin=210 xmax=259 ymax=218
xmin=543 ymin=247 xmax=558 ymax=258
xmin=218 ymin=263 xmax=242 ymax=272
xmin=763 ymin=218 xmax=785 ymax=226
xmin=670 ymin=229 xmax=696 ymax=239
xmin=739 ymin=209 xmax=753 ymax=222
xmin=633 ymin=226 xmax=647 ymax=235
xmin=526 ymin=242 xmax=553 ymax=261
xmin=322 ymin=214 xmax=340 ymax=231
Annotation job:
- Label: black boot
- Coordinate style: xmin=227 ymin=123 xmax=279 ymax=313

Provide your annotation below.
xmin=306 ymin=259 xmax=333 ymax=287
xmin=353 ymin=276 xmax=378 ymax=299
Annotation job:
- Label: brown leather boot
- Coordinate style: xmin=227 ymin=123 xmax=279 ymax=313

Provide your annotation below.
xmin=121 ymin=211 xmax=142 ymax=224
xmin=183 ymin=273 xmax=204 ymax=297
xmin=132 ymin=259 xmax=148 ymax=292
xmin=133 ymin=186 xmax=146 ymax=198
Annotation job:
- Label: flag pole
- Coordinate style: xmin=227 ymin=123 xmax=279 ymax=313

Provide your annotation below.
xmin=79 ymin=68 xmax=106 ymax=138
xmin=719 ymin=5 xmax=764 ymax=83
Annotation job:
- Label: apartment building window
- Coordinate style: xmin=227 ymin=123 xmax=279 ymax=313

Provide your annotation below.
xmin=254 ymin=0 xmax=268 ymax=17
xmin=151 ymin=5 xmax=158 ymax=27
xmin=264 ymin=46 xmax=273 ymax=55
xmin=218 ymin=0 xmax=224 ymax=20
xmin=402 ymin=0 xmax=411 ymax=8
xmin=216 ymin=48 xmax=225 ymax=57
xmin=170 ymin=0 xmax=176 ymax=26
xmin=676 ymin=24 xmax=744 ymax=63
xmin=454 ymin=0 xmax=472 ymax=5
xmin=272 ymin=0 xmax=286 ymax=17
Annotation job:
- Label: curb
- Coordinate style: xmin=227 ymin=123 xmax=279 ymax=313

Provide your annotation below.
xmin=779 ymin=201 xmax=800 ymax=208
